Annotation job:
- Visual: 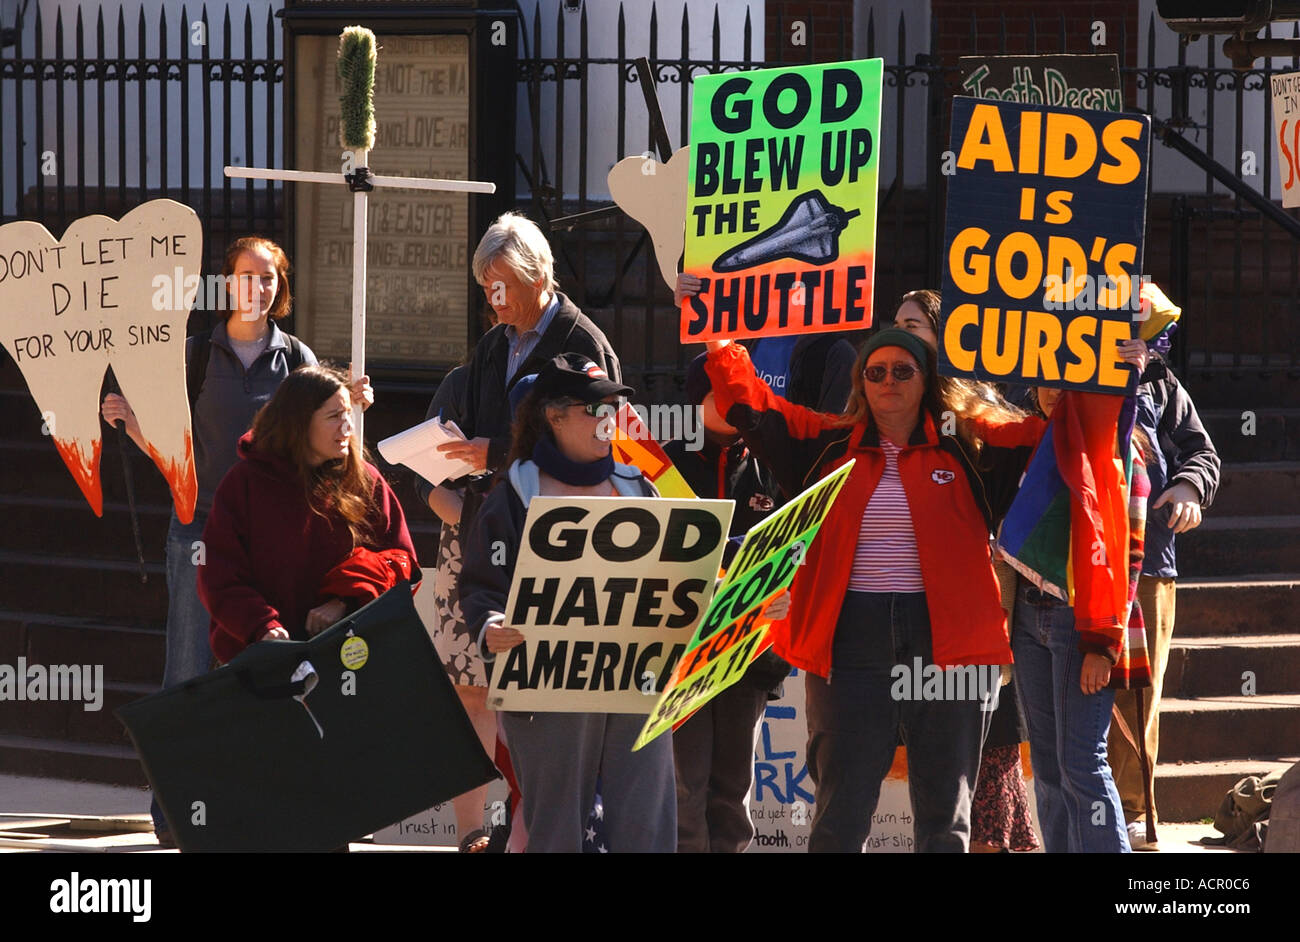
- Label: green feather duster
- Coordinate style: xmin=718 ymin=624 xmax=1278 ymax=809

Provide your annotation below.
xmin=337 ymin=26 xmax=377 ymax=152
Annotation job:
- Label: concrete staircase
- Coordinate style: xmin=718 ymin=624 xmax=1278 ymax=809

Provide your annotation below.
xmin=1149 ymin=398 xmax=1300 ymax=822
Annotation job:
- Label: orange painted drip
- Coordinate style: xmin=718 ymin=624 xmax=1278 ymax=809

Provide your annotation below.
xmin=885 ymin=746 xmax=909 ymax=780
xmin=53 ymin=436 xmax=104 ymax=517
xmin=147 ymin=429 xmax=198 ymax=524
xmin=681 ymin=247 xmax=877 ymax=342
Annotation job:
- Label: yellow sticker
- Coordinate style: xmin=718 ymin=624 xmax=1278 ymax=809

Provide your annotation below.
xmin=340 ymin=635 xmax=369 ymax=671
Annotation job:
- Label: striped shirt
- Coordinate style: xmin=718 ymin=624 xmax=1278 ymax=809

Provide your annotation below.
xmin=849 ymin=438 xmax=925 ymax=592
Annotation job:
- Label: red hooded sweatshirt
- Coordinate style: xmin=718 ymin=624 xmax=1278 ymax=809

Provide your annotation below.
xmin=199 ymin=432 xmax=419 ymax=664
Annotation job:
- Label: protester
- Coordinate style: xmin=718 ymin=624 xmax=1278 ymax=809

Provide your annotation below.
xmin=701 ymin=329 xmax=1047 ymax=852
xmin=198 ymin=366 xmax=416 ymax=663
xmin=439 ymin=213 xmax=621 ymax=534
xmin=1108 ymin=287 xmax=1220 ymax=849
xmin=1010 ymin=385 xmax=1153 ymax=853
xmin=676 ymin=272 xmax=855 ymax=416
xmin=100 ymin=236 xmax=370 ymax=844
xmin=666 ymin=353 xmax=792 ymax=853
xmin=459 ymin=353 xmax=677 ymax=852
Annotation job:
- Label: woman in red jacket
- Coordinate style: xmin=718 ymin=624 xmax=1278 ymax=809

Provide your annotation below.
xmin=703 ymin=329 xmax=1045 ymax=852
xmin=199 ymin=365 xmax=418 ymax=662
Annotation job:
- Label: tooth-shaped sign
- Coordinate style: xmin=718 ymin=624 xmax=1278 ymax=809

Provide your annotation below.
xmin=607 ymin=147 xmax=690 ymax=291
xmin=0 ymin=199 xmax=200 ymax=523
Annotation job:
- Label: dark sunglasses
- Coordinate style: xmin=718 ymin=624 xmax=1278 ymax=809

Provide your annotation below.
xmin=566 ymin=400 xmax=621 ymax=417
xmin=862 ymin=364 xmax=919 ymax=384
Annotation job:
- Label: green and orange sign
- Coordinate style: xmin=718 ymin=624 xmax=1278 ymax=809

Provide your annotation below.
xmin=680 ymin=59 xmax=882 ymax=342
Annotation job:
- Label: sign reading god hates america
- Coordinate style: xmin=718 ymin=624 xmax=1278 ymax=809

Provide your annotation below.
xmin=487 ymin=497 xmax=734 ymax=714
xmin=938 ymin=98 xmax=1150 ymax=394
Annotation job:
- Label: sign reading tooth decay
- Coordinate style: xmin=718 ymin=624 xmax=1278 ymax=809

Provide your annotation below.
xmin=938 ymin=98 xmax=1150 ymax=393
xmin=681 ymin=59 xmax=882 ymax=342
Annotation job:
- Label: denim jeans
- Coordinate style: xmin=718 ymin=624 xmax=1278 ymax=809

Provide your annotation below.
xmin=1011 ymin=579 xmax=1131 ymax=853
xmin=151 ymin=510 xmax=213 ymax=831
xmin=805 ymin=592 xmax=996 ymax=853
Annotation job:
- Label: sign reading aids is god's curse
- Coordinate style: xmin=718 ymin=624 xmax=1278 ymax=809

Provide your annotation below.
xmin=0 ymin=200 xmax=200 ymax=521
xmin=938 ymin=99 xmax=1150 ymax=393
xmin=681 ymin=59 xmax=882 ymax=342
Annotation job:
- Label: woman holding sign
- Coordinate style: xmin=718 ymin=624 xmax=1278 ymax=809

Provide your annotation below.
xmin=702 ymin=329 xmax=1046 ymax=853
xmin=457 ymin=353 xmax=684 ymax=852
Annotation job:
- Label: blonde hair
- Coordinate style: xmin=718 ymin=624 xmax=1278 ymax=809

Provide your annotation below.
xmin=472 ymin=212 xmax=557 ymax=294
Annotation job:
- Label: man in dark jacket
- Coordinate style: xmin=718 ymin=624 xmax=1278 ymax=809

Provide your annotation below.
xmin=438 ymin=212 xmax=621 ymax=533
xmin=1109 ymin=351 xmax=1221 ymax=848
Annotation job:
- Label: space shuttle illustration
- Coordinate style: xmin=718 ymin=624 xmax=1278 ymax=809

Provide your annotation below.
xmin=713 ymin=189 xmax=860 ymax=273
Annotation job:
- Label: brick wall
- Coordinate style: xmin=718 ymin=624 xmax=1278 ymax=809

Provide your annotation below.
xmin=932 ymin=0 xmax=1139 ymax=63
xmin=764 ymin=0 xmax=856 ymax=64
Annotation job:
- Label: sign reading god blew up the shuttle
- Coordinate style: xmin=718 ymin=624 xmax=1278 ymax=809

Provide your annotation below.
xmin=634 ymin=461 xmax=854 ymax=750
xmin=487 ymin=497 xmax=734 ymax=714
xmin=680 ymin=59 xmax=882 ymax=342
xmin=938 ymin=98 xmax=1150 ymax=393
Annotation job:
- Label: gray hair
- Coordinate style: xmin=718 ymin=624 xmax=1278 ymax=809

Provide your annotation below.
xmin=472 ymin=212 xmax=557 ymax=294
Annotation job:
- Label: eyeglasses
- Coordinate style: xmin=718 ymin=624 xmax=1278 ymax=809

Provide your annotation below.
xmin=862 ymin=364 xmax=919 ymax=384
xmin=566 ymin=400 xmax=621 ymax=417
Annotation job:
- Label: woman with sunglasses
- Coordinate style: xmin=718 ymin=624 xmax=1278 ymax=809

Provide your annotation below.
xmin=702 ymin=329 xmax=1047 ymax=852
xmin=457 ymin=352 xmax=677 ymax=852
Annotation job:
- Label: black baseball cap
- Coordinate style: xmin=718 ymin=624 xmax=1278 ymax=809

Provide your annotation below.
xmin=534 ymin=352 xmax=635 ymax=403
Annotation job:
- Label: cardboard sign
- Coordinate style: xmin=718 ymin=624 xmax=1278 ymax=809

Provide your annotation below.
xmin=487 ymin=497 xmax=733 ymax=713
xmin=680 ymin=60 xmax=882 ymax=342
xmin=938 ymin=99 xmax=1150 ymax=393
xmin=607 ymin=402 xmax=696 ymax=499
xmin=607 ymin=147 xmax=691 ymax=291
xmin=0 ymin=200 xmax=200 ymax=521
xmin=634 ymin=461 xmax=853 ymax=749
xmin=959 ymin=54 xmax=1121 ymax=112
xmin=1271 ymin=71 xmax=1300 ymax=209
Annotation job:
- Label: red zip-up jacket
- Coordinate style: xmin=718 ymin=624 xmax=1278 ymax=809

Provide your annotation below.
xmin=199 ymin=432 xmax=420 ymax=664
xmin=705 ymin=342 xmax=1045 ymax=678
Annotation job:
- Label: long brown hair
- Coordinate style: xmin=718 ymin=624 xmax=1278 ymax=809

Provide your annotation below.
xmin=249 ymin=365 xmax=377 ymax=545
xmin=222 ymin=236 xmax=292 ymax=321
xmin=835 ymin=332 xmax=1028 ymax=464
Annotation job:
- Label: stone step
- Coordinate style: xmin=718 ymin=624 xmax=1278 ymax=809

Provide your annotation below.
xmin=0 ymin=439 xmax=173 ymax=505
xmin=0 ymin=495 xmax=171 ymax=559
xmin=1154 ymin=756 xmax=1299 ymax=823
xmin=1158 ymin=694 xmax=1300 ymax=763
xmin=1175 ymin=516 xmax=1300 ymax=578
xmin=1175 ymin=368 xmax=1300 ymax=412
xmin=1211 ymin=462 xmax=1300 ymax=517
xmin=0 ymin=732 xmax=147 ymax=787
xmin=1165 ymin=634 xmax=1300 ymax=698
xmin=0 ymin=549 xmax=167 ymax=621
xmin=1173 ymin=577 xmax=1300 ymax=637
xmin=0 ymin=678 xmax=149 ymax=748
xmin=0 ymin=611 xmax=164 ymax=685
xmin=1200 ymin=409 xmax=1300 ymax=463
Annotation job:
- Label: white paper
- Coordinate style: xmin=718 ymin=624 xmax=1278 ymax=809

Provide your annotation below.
xmin=378 ymin=416 xmax=481 ymax=488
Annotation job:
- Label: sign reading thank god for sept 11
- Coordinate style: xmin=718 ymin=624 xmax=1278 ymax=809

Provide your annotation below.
xmin=680 ymin=59 xmax=882 ymax=342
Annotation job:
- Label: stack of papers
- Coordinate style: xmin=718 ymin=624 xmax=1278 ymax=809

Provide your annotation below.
xmin=377 ymin=417 xmax=483 ymax=488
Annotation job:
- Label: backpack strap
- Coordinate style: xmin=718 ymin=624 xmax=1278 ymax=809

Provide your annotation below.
xmin=186 ymin=329 xmax=214 ymax=414
xmin=284 ymin=332 xmax=306 ymax=372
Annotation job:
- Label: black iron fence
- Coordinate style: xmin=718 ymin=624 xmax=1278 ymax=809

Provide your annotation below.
xmin=0 ymin=1 xmax=284 ymax=332
xmin=2 ymin=2 xmax=1298 ymax=391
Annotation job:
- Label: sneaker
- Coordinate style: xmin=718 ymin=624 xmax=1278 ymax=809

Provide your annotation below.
xmin=1128 ymin=820 xmax=1159 ymax=851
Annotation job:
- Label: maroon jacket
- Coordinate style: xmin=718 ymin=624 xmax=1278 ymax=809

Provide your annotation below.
xmin=200 ymin=432 xmax=419 ymax=664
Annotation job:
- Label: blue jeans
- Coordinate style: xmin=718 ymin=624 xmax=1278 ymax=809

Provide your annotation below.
xmin=805 ymin=592 xmax=996 ymax=853
xmin=1011 ymin=579 xmax=1130 ymax=853
xmin=151 ymin=510 xmax=213 ymax=831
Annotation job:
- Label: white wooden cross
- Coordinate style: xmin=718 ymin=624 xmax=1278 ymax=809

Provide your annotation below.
xmin=226 ymin=104 xmax=494 ymax=440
